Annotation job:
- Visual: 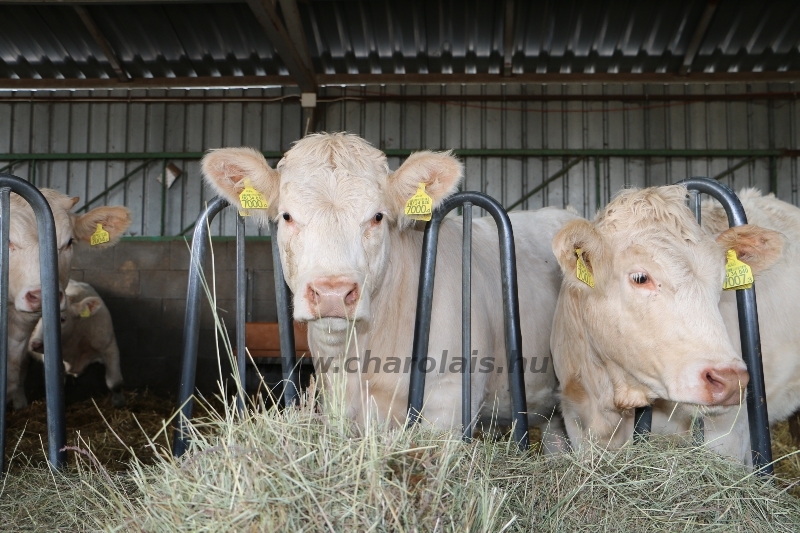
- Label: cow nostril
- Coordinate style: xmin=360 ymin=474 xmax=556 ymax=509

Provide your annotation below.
xmin=705 ymin=371 xmax=725 ymax=392
xmin=344 ymin=285 xmax=359 ymax=305
xmin=31 ymin=341 xmax=43 ymax=352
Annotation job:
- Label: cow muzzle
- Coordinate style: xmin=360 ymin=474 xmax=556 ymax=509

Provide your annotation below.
xmin=702 ymin=365 xmax=750 ymax=406
xmin=16 ymin=288 xmax=65 ymax=313
xmin=306 ymin=276 xmax=361 ymax=319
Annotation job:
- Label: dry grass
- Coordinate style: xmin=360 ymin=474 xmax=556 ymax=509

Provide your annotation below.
xmin=0 ymin=385 xmax=799 ymax=532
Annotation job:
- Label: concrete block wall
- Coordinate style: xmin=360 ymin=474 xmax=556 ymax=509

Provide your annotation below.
xmin=68 ymin=237 xmax=279 ymax=395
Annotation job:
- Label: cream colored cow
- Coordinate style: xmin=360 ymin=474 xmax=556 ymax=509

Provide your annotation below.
xmin=551 ymin=185 xmax=787 ymax=464
xmin=7 ymin=189 xmax=129 ymax=410
xmin=202 ymin=133 xmax=578 ymax=450
xmin=28 ymin=280 xmax=125 ymax=407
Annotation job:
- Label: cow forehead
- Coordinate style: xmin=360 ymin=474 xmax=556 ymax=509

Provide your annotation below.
xmin=10 ymin=189 xmax=74 ymax=246
xmin=277 ymin=134 xmax=390 ymax=218
xmin=596 ymin=186 xmax=724 ymax=284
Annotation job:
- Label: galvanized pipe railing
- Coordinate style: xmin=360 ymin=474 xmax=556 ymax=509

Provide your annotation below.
xmin=682 ymin=177 xmax=773 ymax=475
xmin=632 ymin=178 xmax=772 ymax=475
xmin=0 ymin=174 xmax=66 ymax=470
xmin=406 ymin=191 xmax=529 ymax=450
xmin=173 ymin=198 xmax=298 ymax=457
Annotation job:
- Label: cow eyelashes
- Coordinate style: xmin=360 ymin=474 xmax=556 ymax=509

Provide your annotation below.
xmin=630 ymin=272 xmax=649 ymax=285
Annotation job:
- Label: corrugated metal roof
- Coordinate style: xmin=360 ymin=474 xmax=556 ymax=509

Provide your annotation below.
xmin=0 ymin=0 xmax=798 ymax=86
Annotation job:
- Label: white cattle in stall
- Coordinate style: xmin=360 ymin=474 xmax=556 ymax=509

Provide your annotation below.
xmin=201 ymin=133 xmax=578 ymax=450
xmin=7 ymin=188 xmax=130 ymax=410
xmin=550 ymin=185 xmax=793 ymax=464
xmin=28 ymin=280 xmax=125 ymax=407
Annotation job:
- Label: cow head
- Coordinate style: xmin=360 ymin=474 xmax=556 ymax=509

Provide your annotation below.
xmin=552 ymin=185 xmax=782 ymax=410
xmin=202 ymin=133 xmax=462 ymax=331
xmin=9 ymin=189 xmax=130 ymax=313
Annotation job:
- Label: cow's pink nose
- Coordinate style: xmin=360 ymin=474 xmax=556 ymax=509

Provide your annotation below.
xmin=703 ymin=366 xmax=750 ymax=406
xmin=25 ymin=290 xmax=41 ymax=310
xmin=306 ymin=277 xmax=360 ymax=318
xmin=30 ymin=340 xmax=43 ymax=352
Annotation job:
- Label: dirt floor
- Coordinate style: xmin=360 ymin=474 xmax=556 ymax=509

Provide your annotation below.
xmin=5 ymin=390 xmax=800 ymax=498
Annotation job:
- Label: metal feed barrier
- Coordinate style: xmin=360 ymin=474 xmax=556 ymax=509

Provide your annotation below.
xmin=173 ymin=199 xmax=298 ymax=457
xmin=0 ymin=174 xmax=66 ymax=471
xmin=632 ymin=177 xmax=773 ymax=475
xmin=405 ymin=191 xmax=530 ymax=450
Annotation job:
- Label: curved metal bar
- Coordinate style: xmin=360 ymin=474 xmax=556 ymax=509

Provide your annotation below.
xmin=680 ymin=177 xmax=772 ymax=475
xmin=269 ymin=220 xmax=299 ymax=406
xmin=173 ymin=196 xmax=228 ymax=457
xmin=174 ymin=199 xmax=299 ymax=457
xmin=0 ymin=174 xmax=65 ymax=470
xmin=407 ymin=191 xmax=529 ymax=450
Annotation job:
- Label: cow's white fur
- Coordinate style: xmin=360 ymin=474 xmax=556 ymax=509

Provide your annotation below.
xmin=551 ymin=185 xmax=787 ymax=463
xmin=7 ymin=189 xmax=129 ymax=409
xmin=28 ymin=280 xmax=125 ymax=407
xmin=203 ymin=133 xmax=578 ymax=447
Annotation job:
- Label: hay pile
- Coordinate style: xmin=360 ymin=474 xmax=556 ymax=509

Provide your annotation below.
xmin=1 ymin=383 xmax=799 ymax=532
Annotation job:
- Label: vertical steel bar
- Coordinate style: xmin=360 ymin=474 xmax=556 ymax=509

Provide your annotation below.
xmin=0 ymin=187 xmax=10 ymax=473
xmin=269 ymin=220 xmax=298 ymax=406
xmin=680 ymin=177 xmax=773 ymax=475
xmin=236 ymin=214 xmax=246 ymax=415
xmin=173 ymin=196 xmax=228 ymax=457
xmin=461 ymin=202 xmax=472 ymax=442
xmin=633 ymin=406 xmax=652 ymax=443
xmin=160 ymin=159 xmax=167 ymax=236
xmin=407 ymin=191 xmax=528 ymax=449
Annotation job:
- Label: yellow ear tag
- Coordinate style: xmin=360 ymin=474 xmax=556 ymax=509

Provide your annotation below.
xmin=723 ymin=249 xmax=754 ymax=290
xmin=90 ymin=223 xmax=110 ymax=246
xmin=404 ymin=183 xmax=433 ymax=221
xmin=79 ymin=307 xmax=91 ymax=318
xmin=575 ymin=248 xmax=594 ymax=288
xmin=238 ymin=179 xmax=269 ymax=210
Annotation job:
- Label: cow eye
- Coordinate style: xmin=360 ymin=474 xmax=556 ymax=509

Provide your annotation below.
xmin=374 ymin=213 xmax=383 ymax=223
xmin=67 ymin=238 xmax=75 ymax=247
xmin=630 ymin=272 xmax=649 ymax=285
xmin=282 ymin=213 xmax=292 ymax=222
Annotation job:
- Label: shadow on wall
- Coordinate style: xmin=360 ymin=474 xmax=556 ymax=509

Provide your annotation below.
xmin=25 ymin=237 xmax=280 ymax=398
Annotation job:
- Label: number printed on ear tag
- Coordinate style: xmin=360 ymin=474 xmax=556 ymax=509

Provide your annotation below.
xmin=404 ymin=183 xmax=433 ymax=221
xmin=238 ymin=179 xmax=269 ymax=210
xmin=723 ymin=249 xmax=754 ymax=290
xmin=575 ymin=248 xmax=594 ymax=288
xmin=90 ymin=223 xmax=110 ymax=246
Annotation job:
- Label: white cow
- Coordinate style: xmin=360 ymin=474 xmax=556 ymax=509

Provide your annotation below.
xmin=202 ymin=133 xmax=578 ymax=449
xmin=28 ymin=280 xmax=125 ymax=408
xmin=7 ymin=189 xmax=130 ymax=410
xmin=551 ymin=185 xmax=788 ymax=464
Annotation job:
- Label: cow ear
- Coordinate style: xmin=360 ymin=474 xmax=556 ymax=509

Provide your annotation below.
xmin=388 ymin=151 xmax=463 ymax=220
xmin=716 ymin=224 xmax=783 ymax=274
xmin=552 ymin=219 xmax=605 ymax=287
xmin=74 ymin=206 xmax=131 ymax=246
xmin=72 ymin=296 xmax=102 ymax=318
xmin=202 ymin=148 xmax=280 ymax=214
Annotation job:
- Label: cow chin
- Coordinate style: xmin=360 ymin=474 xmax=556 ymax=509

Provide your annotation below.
xmin=307 ymin=317 xmax=358 ymax=333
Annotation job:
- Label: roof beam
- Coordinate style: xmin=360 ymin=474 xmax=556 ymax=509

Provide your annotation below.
xmin=73 ymin=5 xmax=130 ymax=82
xmin=278 ymin=0 xmax=314 ymax=72
xmin=2 ymin=71 xmax=800 ymax=91
xmin=503 ymin=0 xmax=515 ymax=76
xmin=245 ymin=0 xmax=317 ymax=93
xmin=679 ymin=0 xmax=719 ymax=75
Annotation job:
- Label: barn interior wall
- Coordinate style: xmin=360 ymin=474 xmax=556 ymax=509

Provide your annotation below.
xmin=1 ymin=83 xmax=798 ymax=237
xmin=60 ymin=238 xmax=278 ymax=396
